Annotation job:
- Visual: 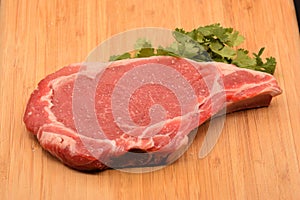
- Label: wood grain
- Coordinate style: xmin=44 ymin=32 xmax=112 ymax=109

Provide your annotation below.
xmin=0 ymin=0 xmax=300 ymax=199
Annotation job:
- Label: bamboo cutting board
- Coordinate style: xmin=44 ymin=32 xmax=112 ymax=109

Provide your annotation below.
xmin=0 ymin=0 xmax=300 ymax=199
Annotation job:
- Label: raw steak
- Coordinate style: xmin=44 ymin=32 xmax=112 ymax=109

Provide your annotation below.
xmin=23 ymin=56 xmax=282 ymax=171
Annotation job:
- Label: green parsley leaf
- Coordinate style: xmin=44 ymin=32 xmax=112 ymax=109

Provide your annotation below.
xmin=226 ymin=31 xmax=245 ymax=47
xmin=109 ymin=52 xmax=131 ymax=61
xmin=108 ymin=24 xmax=277 ymax=74
xmin=232 ymin=49 xmax=256 ymax=67
xmin=135 ymin=48 xmax=155 ymax=58
xmin=134 ymin=38 xmax=152 ymax=49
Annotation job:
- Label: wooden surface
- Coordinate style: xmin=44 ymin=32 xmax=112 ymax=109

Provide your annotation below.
xmin=0 ymin=0 xmax=300 ymax=199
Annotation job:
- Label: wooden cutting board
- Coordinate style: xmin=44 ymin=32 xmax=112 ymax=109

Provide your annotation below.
xmin=0 ymin=0 xmax=299 ymax=199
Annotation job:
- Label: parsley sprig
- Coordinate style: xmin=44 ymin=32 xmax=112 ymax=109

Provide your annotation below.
xmin=109 ymin=24 xmax=276 ymax=74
